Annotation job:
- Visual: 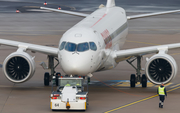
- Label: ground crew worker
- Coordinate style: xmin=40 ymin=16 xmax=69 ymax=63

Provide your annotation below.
xmin=65 ymin=81 xmax=71 ymax=86
xmin=157 ymin=83 xmax=167 ymax=108
xmin=76 ymin=83 xmax=80 ymax=86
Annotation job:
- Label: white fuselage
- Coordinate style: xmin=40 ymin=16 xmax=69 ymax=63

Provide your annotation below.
xmin=58 ymin=6 xmax=128 ymax=75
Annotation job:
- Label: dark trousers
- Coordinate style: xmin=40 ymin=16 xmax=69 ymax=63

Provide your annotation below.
xmin=159 ymin=95 xmax=165 ymax=108
xmin=159 ymin=95 xmax=165 ymax=102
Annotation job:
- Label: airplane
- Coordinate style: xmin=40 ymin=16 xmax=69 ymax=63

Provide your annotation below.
xmin=1 ymin=0 xmax=180 ymax=88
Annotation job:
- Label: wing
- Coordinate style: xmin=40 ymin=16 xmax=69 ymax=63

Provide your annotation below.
xmin=40 ymin=7 xmax=89 ymax=17
xmin=127 ymin=9 xmax=180 ymax=20
xmin=40 ymin=7 xmax=180 ymax=19
xmin=113 ymin=43 xmax=180 ymax=62
xmin=0 ymin=39 xmax=59 ymax=56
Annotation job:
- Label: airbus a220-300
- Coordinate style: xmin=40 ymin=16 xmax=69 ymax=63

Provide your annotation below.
xmin=1 ymin=0 xmax=180 ymax=87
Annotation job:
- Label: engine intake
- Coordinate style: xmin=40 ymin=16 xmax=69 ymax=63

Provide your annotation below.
xmin=145 ymin=54 xmax=177 ymax=85
xmin=3 ymin=52 xmax=35 ymax=83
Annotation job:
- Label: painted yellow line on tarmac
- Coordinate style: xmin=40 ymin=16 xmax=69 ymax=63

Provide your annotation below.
xmin=170 ymin=83 xmax=180 ymax=88
xmin=153 ymin=83 xmax=172 ymax=88
xmin=135 ymin=82 xmax=141 ymax=87
xmin=164 ymin=83 xmax=172 ymax=87
xmin=112 ymin=82 xmax=122 ymax=86
xmin=167 ymin=86 xmax=180 ymax=92
xmin=113 ymin=82 xmax=172 ymax=88
xmin=104 ymin=85 xmax=180 ymax=113
xmin=147 ymin=82 xmax=156 ymax=87
xmin=116 ymin=82 xmax=130 ymax=87
xmin=104 ymin=94 xmax=158 ymax=113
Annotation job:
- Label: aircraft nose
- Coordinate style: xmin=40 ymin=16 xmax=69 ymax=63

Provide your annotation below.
xmin=60 ymin=53 xmax=93 ymax=75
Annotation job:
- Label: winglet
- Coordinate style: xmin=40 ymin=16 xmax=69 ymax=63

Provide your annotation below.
xmin=106 ymin=0 xmax=115 ymax=8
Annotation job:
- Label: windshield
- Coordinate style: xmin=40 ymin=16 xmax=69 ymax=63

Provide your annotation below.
xmin=59 ymin=79 xmax=82 ymax=87
xmin=59 ymin=41 xmax=66 ymax=50
xmin=65 ymin=42 xmax=76 ymax=52
xmin=89 ymin=42 xmax=97 ymax=51
xmin=77 ymin=42 xmax=89 ymax=52
xmin=61 ymin=42 xmax=97 ymax=52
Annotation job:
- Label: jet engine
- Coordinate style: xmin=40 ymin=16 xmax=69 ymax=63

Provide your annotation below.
xmin=145 ymin=54 xmax=177 ymax=85
xmin=3 ymin=52 xmax=35 ymax=83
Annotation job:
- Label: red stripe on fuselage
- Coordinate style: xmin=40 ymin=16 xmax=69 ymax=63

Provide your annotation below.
xmin=91 ymin=14 xmax=107 ymax=28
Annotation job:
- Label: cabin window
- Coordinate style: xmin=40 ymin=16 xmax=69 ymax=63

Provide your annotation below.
xmin=65 ymin=42 xmax=76 ymax=52
xmin=59 ymin=41 xmax=66 ymax=50
xmin=77 ymin=42 xmax=89 ymax=52
xmin=89 ymin=42 xmax=97 ymax=51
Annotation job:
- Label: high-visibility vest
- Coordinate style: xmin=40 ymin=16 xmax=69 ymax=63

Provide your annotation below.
xmin=76 ymin=84 xmax=80 ymax=86
xmin=158 ymin=86 xmax=165 ymax=95
xmin=65 ymin=84 xmax=71 ymax=86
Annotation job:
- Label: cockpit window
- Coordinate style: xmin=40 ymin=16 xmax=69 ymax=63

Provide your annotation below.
xmin=59 ymin=41 xmax=66 ymax=50
xmin=62 ymin=42 xmax=96 ymax=52
xmin=77 ymin=42 xmax=89 ymax=52
xmin=89 ymin=42 xmax=97 ymax=51
xmin=65 ymin=42 xmax=76 ymax=52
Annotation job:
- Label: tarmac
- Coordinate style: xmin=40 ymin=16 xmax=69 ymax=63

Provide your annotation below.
xmin=1 ymin=1 xmax=180 ymax=113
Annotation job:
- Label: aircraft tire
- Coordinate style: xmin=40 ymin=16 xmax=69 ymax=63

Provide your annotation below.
xmin=142 ymin=74 xmax=147 ymax=88
xmin=130 ymin=74 xmax=136 ymax=87
xmin=44 ymin=72 xmax=50 ymax=86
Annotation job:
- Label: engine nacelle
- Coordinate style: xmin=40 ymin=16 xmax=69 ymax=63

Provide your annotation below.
xmin=3 ymin=52 xmax=35 ymax=83
xmin=145 ymin=54 xmax=177 ymax=85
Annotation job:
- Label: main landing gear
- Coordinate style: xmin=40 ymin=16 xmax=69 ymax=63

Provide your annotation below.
xmin=43 ymin=55 xmax=60 ymax=86
xmin=127 ymin=56 xmax=147 ymax=88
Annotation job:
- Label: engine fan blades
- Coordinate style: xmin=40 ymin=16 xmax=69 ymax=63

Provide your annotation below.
xmin=6 ymin=57 xmax=30 ymax=80
xmin=148 ymin=58 xmax=172 ymax=82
